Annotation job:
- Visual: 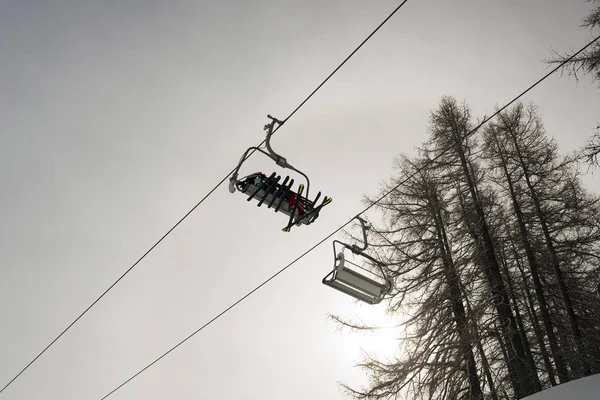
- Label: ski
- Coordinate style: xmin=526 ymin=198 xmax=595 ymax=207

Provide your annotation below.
xmin=311 ymin=191 xmax=322 ymax=209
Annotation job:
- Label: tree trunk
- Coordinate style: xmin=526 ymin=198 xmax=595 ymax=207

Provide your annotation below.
xmin=493 ymin=326 xmax=515 ymax=398
xmin=512 ymin=246 xmax=559 ymax=386
xmin=499 ymin=251 xmax=541 ymax=391
xmin=460 ymin=278 xmax=500 ymax=400
xmin=431 ymin=190 xmax=484 ymax=399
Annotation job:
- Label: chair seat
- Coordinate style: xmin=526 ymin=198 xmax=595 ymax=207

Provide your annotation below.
xmin=323 ymin=266 xmax=388 ymax=304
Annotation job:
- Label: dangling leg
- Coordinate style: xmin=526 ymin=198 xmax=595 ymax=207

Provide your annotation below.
xmin=282 ymin=184 xmax=304 ymax=232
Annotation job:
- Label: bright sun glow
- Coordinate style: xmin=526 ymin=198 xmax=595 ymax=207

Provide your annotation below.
xmin=337 ymin=301 xmax=408 ymax=363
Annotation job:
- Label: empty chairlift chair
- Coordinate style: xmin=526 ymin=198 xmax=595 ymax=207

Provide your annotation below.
xmin=322 ymin=217 xmax=393 ymax=305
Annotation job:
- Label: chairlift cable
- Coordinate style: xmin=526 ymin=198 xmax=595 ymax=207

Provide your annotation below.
xmin=99 ymin=33 xmax=600 ymax=400
xmin=0 ymin=1 xmax=412 ymax=394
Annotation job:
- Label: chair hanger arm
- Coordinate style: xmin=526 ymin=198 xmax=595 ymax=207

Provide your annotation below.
xmin=348 ymin=216 xmax=369 ymax=253
xmin=264 ymin=115 xmax=310 ymax=199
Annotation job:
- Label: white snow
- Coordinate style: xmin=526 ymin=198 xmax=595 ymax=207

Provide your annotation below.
xmin=524 ymin=374 xmax=600 ymax=399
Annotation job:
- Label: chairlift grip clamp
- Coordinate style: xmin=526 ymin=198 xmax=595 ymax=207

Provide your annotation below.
xmin=267 ymin=114 xmax=284 ymax=125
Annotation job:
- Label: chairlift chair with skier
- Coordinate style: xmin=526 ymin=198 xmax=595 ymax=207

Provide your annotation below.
xmin=228 ymin=115 xmax=332 ymax=232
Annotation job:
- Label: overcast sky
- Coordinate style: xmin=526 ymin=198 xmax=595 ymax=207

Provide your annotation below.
xmin=1 ymin=1 xmax=599 ymax=399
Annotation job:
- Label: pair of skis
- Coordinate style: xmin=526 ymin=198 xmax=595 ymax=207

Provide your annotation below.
xmin=282 ymin=184 xmax=332 ymax=232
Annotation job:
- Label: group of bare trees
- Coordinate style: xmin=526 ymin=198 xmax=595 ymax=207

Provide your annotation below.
xmin=336 ymin=4 xmax=600 ymax=399
xmin=549 ymin=0 xmax=600 ymax=166
xmin=339 ymin=98 xmax=600 ymax=400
